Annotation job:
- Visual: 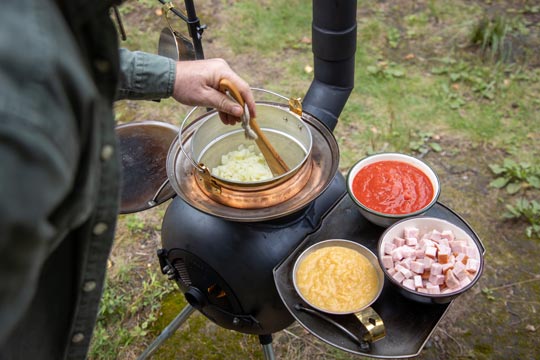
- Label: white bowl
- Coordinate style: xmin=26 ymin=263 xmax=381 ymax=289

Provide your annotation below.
xmin=347 ymin=153 xmax=440 ymax=227
xmin=378 ymin=217 xmax=484 ymax=304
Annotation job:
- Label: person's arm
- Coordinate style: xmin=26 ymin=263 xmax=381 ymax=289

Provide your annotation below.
xmin=116 ymin=48 xmax=176 ymax=101
xmin=116 ymin=49 xmax=256 ymax=124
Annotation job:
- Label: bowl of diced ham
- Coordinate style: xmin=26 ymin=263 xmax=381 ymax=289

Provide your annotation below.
xmin=347 ymin=153 xmax=440 ymax=228
xmin=378 ymin=217 xmax=484 ymax=304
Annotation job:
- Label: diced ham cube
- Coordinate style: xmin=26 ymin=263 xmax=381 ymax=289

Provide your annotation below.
xmin=429 ymin=273 xmax=445 ymax=285
xmin=402 ymin=279 xmax=415 ymax=290
xmin=401 ymin=246 xmax=415 ymax=259
xmin=415 ymin=249 xmax=425 ymax=259
xmin=450 ymin=240 xmax=467 ymax=254
xmin=440 ymin=239 xmax=451 ymax=248
xmin=410 ymin=261 xmax=425 ymax=274
xmin=419 ymin=238 xmax=435 ymax=249
xmin=403 ymin=226 xmax=419 ymax=239
xmin=393 ymin=237 xmax=406 ymax=247
xmin=413 ymin=275 xmax=423 ymax=288
xmin=466 ymin=246 xmax=479 ymax=259
xmin=422 ymin=257 xmax=434 ymax=268
xmin=399 ymin=257 xmax=412 ymax=269
xmin=452 ymin=262 xmax=468 ymax=280
xmin=381 ymin=255 xmax=394 ymax=269
xmin=429 ymin=229 xmax=442 ymax=242
xmin=438 ymin=249 xmax=450 ymax=264
xmin=445 ymin=270 xmax=460 ymax=289
xmin=455 ymin=253 xmax=468 ymax=264
xmin=426 ymin=283 xmax=440 ymax=294
xmin=442 ymin=262 xmax=454 ymax=274
xmin=406 ymin=237 xmax=418 ymax=246
xmin=396 ymin=264 xmax=413 ymax=279
xmin=391 ymin=247 xmax=404 ymax=261
xmin=460 ymin=276 xmax=472 ymax=287
xmin=431 ymin=262 xmax=443 ymax=275
xmin=392 ymin=271 xmax=405 ymax=283
xmin=441 ymin=229 xmax=455 ymax=241
xmin=425 ymin=246 xmax=437 ymax=259
xmin=466 ymin=258 xmax=479 ymax=273
xmin=384 ymin=241 xmax=396 ymax=255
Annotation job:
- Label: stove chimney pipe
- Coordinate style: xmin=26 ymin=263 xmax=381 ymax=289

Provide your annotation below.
xmin=302 ymin=0 xmax=357 ymax=131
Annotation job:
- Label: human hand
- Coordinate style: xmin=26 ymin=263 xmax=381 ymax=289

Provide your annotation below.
xmin=172 ymin=58 xmax=256 ymax=125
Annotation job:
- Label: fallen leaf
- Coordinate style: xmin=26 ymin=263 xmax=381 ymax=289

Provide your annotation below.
xmin=304 ymin=65 xmax=313 ymax=74
xmin=404 ymin=53 xmax=415 ymax=60
xmin=300 ymin=36 xmax=311 ymax=44
xmin=155 ymin=8 xmax=163 ymax=16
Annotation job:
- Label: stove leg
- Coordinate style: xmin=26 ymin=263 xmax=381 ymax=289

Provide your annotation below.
xmin=137 ymin=304 xmax=196 ymax=360
xmin=259 ymin=334 xmax=275 ymax=360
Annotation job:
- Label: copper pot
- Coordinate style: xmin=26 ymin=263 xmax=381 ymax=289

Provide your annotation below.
xmin=166 ymin=90 xmax=340 ymax=221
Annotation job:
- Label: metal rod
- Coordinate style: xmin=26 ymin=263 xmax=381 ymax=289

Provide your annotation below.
xmin=259 ymin=334 xmax=276 ymax=360
xmin=183 ymin=0 xmax=205 ymax=59
xmin=157 ymin=0 xmax=188 ymax=22
xmin=137 ymin=304 xmax=196 ymax=360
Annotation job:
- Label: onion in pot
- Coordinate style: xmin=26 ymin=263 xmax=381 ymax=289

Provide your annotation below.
xmin=211 ymin=144 xmax=273 ymax=182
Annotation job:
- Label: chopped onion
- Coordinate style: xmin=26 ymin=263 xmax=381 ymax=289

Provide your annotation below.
xmin=211 ymin=144 xmax=273 ymax=182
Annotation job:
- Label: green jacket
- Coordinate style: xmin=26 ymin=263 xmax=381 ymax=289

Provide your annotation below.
xmin=0 ymin=0 xmax=175 ymax=358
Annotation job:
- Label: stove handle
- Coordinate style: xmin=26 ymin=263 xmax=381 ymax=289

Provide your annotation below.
xmin=295 ymin=303 xmax=370 ymax=352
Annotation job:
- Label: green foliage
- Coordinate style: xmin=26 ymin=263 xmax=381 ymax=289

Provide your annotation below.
xmin=489 ymin=159 xmax=540 ymax=238
xmin=471 ymin=15 xmax=512 ymax=62
xmin=503 ymin=198 xmax=540 ymax=239
xmin=89 ymin=268 xmax=175 ymax=359
xmin=431 ymin=58 xmax=505 ymax=105
xmin=366 ymin=61 xmax=406 ymax=79
xmin=123 ymin=213 xmax=146 ymax=233
xmin=409 ymin=131 xmax=443 ymax=156
xmin=488 ymin=159 xmax=540 ymax=194
xmin=482 ymin=287 xmax=496 ymax=301
xmin=387 ymin=27 xmax=401 ymax=48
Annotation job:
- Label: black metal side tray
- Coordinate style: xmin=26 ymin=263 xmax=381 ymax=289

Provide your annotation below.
xmin=274 ymin=195 xmax=483 ymax=358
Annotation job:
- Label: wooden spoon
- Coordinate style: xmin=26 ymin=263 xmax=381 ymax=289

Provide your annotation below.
xmin=218 ymin=79 xmax=290 ymax=177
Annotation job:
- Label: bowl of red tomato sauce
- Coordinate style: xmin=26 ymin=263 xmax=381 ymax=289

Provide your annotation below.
xmin=347 ymin=153 xmax=440 ymax=227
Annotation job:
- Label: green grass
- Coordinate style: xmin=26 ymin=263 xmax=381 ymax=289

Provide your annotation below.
xmin=221 ymin=0 xmax=312 ymax=54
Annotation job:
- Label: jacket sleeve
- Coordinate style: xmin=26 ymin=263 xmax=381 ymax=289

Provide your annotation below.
xmin=116 ymin=48 xmax=176 ymax=100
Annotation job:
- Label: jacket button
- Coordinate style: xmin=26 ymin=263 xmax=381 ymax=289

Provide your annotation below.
xmin=92 ymin=222 xmax=108 ymax=236
xmin=83 ymin=281 xmax=97 ymax=292
xmin=72 ymin=333 xmax=85 ymax=343
xmin=101 ymin=145 xmax=114 ymax=161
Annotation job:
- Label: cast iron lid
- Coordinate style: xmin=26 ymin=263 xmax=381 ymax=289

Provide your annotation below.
xmin=116 ymin=120 xmax=178 ymax=214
